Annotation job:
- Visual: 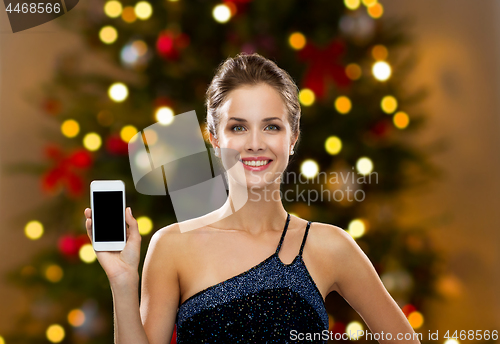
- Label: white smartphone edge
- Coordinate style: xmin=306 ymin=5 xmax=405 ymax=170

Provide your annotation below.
xmin=90 ymin=180 xmax=126 ymax=251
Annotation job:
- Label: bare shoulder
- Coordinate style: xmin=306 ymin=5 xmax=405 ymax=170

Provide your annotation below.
xmin=307 ymin=221 xmax=364 ymax=272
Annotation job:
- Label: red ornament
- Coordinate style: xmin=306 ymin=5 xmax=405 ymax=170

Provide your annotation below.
xmin=370 ymin=119 xmax=392 ymax=138
xmin=402 ymin=304 xmax=417 ymax=317
xmin=106 ymin=134 xmax=129 ymax=155
xmin=58 ymin=234 xmax=89 ymax=258
xmin=156 ymin=30 xmax=190 ymax=61
xmin=41 ymin=144 xmax=93 ymax=198
xmin=297 ymin=38 xmax=351 ymax=100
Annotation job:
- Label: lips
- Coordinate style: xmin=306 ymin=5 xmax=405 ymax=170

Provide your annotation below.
xmin=239 ymin=157 xmax=273 ymax=171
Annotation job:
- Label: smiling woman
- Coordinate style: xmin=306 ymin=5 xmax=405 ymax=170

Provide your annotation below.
xmin=85 ymin=52 xmax=421 ymax=344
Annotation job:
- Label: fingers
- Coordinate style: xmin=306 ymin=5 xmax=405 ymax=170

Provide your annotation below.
xmin=125 ymin=207 xmax=141 ymax=245
xmin=84 ymin=208 xmax=92 ymax=242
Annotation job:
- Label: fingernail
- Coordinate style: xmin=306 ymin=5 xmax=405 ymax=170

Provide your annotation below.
xmin=128 ymin=207 xmax=132 ymax=216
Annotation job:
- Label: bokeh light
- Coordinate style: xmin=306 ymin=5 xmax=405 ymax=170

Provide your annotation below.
xmin=289 ymin=32 xmax=306 ymax=50
xmin=46 ymin=324 xmax=65 ymax=343
xmin=356 ymin=156 xmax=373 ymax=175
xmin=61 ymin=119 xmax=80 ymax=138
xmin=347 ymin=219 xmax=366 ymax=238
xmin=334 ymin=96 xmax=352 ymax=114
xmin=299 ymin=88 xmax=315 ymax=106
xmin=155 ymin=106 xmax=174 ymax=125
xmin=393 ymin=111 xmax=410 ymax=129
xmin=367 ymin=2 xmax=383 ymax=18
xmin=108 ymin=82 xmax=129 ymax=102
xmin=83 ymin=133 xmax=102 ymax=151
xmin=104 ymin=0 xmax=122 ymax=18
xmin=346 ymin=321 xmax=364 ymax=339
xmin=25 ymin=220 xmax=43 ymax=240
xmin=137 ymin=216 xmax=153 ymax=235
xmin=381 ymin=95 xmax=398 ymax=114
xmin=213 ymin=4 xmax=231 ymax=23
xmin=45 ymin=264 xmax=63 ymax=283
xmin=371 ymin=44 xmax=388 ymax=60
xmin=68 ymin=309 xmax=86 ymax=327
xmin=79 ymin=244 xmax=96 ymax=263
xmin=325 ymin=136 xmax=342 ymax=155
xmin=135 ymin=1 xmax=152 ymax=20
xmin=372 ymin=61 xmax=391 ymax=81
xmin=344 ymin=0 xmax=360 ymax=10
xmin=345 ymin=63 xmax=362 ymax=80
xmin=120 ymin=125 xmax=138 ymax=143
xmin=408 ymin=311 xmax=424 ymax=328
xmin=301 ymin=159 xmax=319 ymax=179
xmin=122 ymin=6 xmax=136 ymax=23
xmin=99 ymin=26 xmax=118 ymax=44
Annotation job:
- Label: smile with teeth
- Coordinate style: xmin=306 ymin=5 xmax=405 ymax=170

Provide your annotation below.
xmin=241 ymin=160 xmax=271 ymax=167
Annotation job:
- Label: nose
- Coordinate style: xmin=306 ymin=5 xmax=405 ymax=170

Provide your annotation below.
xmin=244 ymin=130 xmax=266 ymax=153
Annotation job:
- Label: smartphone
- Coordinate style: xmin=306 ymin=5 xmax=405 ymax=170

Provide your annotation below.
xmin=90 ymin=180 xmax=127 ymax=251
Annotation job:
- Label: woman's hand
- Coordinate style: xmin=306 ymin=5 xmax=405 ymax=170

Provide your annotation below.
xmin=84 ymin=207 xmax=142 ymax=284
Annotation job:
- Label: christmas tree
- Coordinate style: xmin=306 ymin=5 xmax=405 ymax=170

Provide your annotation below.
xmin=0 ymin=0 xmax=464 ymax=343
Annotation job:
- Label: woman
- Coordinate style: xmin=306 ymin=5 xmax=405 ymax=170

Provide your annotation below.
xmin=84 ymin=52 xmax=421 ymax=343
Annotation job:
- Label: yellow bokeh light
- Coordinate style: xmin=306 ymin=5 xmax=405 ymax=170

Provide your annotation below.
xmin=79 ymin=244 xmax=96 ymax=263
xmin=108 ymin=82 xmax=129 ymax=102
xmin=0 ymin=336 xmax=4 ymax=344
xmin=137 ymin=216 xmax=153 ymax=235
xmin=367 ymin=2 xmax=383 ymax=18
xmin=25 ymin=220 xmax=43 ymax=240
xmin=356 ymin=156 xmax=373 ymax=175
xmin=132 ymin=40 xmax=148 ymax=56
xmin=212 ymin=4 xmax=231 ymax=23
xmin=444 ymin=340 xmax=459 ymax=344
xmin=371 ymin=44 xmax=388 ymax=60
xmin=104 ymin=0 xmax=122 ymax=18
xmin=155 ymin=106 xmax=175 ymax=125
xmin=46 ymin=324 xmax=65 ymax=343
xmin=289 ymin=32 xmax=306 ymax=50
xmin=68 ymin=309 xmax=86 ymax=327
xmin=45 ymin=264 xmax=63 ymax=283
xmin=83 ymin=132 xmax=102 ymax=151
xmin=135 ymin=1 xmax=152 ymax=20
xmin=99 ymin=26 xmax=118 ymax=44
xmin=122 ymin=6 xmax=136 ymax=23
xmin=348 ymin=219 xmax=366 ymax=238
xmin=381 ymin=95 xmax=398 ymax=114
xmin=408 ymin=311 xmax=424 ymax=329
xmin=362 ymin=0 xmax=377 ymax=6
xmin=300 ymin=159 xmax=319 ymax=179
xmin=346 ymin=321 xmax=364 ymax=339
xmin=334 ymin=96 xmax=352 ymax=114
xmin=61 ymin=119 xmax=80 ymax=138
xmin=393 ymin=111 xmax=410 ymax=129
xmin=372 ymin=61 xmax=391 ymax=81
xmin=344 ymin=0 xmax=360 ymax=10
xmin=120 ymin=125 xmax=138 ymax=143
xmin=325 ymin=136 xmax=342 ymax=155
xmin=345 ymin=63 xmax=362 ymax=80
xmin=299 ymin=88 xmax=315 ymax=106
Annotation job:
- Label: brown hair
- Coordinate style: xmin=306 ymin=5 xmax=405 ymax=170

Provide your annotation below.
xmin=205 ymin=52 xmax=301 ymax=147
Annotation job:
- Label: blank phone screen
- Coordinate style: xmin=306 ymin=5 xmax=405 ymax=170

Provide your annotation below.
xmin=93 ymin=191 xmax=125 ymax=242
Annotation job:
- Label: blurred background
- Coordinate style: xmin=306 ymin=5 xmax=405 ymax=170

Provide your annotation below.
xmin=0 ymin=0 xmax=499 ymax=343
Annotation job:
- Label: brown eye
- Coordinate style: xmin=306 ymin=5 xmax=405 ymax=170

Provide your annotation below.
xmin=265 ymin=124 xmax=280 ymax=131
xmin=231 ymin=125 xmax=245 ymax=132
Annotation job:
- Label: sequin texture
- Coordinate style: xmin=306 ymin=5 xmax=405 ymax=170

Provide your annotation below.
xmin=175 ymin=214 xmax=329 ymax=343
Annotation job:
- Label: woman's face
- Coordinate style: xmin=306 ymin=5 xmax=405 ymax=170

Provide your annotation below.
xmin=213 ymin=83 xmax=295 ymax=189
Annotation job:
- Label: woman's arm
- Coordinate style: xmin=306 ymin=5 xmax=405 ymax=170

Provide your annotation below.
xmin=85 ymin=208 xmax=179 ymax=344
xmin=325 ymin=225 xmax=421 ymax=344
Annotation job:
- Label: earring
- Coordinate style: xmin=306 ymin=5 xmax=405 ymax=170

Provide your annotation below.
xmin=290 ymin=145 xmax=294 ymax=155
xmin=214 ymin=147 xmax=220 ymax=157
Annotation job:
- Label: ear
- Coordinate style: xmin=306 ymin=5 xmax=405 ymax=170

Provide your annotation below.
xmin=209 ymin=132 xmax=219 ymax=149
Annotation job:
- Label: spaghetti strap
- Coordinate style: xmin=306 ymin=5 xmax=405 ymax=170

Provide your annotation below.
xmin=298 ymin=221 xmax=312 ymax=256
xmin=275 ymin=213 xmax=291 ymax=254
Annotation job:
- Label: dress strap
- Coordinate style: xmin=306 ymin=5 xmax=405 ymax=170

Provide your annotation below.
xmin=298 ymin=221 xmax=312 ymax=256
xmin=275 ymin=213 xmax=291 ymax=254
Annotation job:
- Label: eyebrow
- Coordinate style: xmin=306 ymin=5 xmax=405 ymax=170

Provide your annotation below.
xmin=228 ymin=117 xmax=283 ymax=123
